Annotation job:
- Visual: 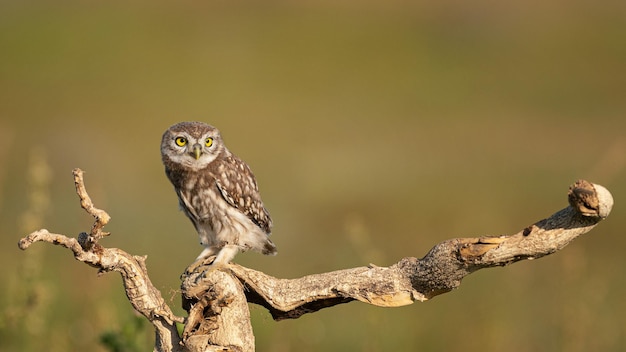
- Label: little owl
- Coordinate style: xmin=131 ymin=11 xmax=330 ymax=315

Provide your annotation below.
xmin=161 ymin=121 xmax=277 ymax=268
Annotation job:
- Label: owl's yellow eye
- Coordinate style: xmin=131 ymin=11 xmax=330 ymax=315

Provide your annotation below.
xmin=175 ymin=137 xmax=187 ymax=147
xmin=205 ymin=137 xmax=213 ymax=147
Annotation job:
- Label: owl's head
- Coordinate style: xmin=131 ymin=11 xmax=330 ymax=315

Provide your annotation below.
xmin=161 ymin=121 xmax=225 ymax=169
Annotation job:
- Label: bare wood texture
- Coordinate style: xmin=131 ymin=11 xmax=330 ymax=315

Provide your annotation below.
xmin=181 ymin=268 xmax=255 ymax=352
xmin=73 ymin=168 xmax=111 ymax=242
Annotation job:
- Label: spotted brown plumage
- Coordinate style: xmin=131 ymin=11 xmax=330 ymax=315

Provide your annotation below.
xmin=161 ymin=121 xmax=277 ymax=267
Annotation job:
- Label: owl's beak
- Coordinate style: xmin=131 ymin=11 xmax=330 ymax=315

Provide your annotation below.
xmin=192 ymin=144 xmax=202 ymax=160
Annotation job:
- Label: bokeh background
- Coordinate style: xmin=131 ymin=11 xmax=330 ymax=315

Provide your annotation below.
xmin=1 ymin=1 xmax=624 ymax=351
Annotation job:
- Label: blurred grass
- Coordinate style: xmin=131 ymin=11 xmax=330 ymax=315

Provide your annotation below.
xmin=1 ymin=1 xmax=625 ymax=351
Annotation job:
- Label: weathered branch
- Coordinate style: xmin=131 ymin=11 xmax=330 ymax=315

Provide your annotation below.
xmin=184 ymin=179 xmax=613 ymax=321
xmin=18 ymin=169 xmax=184 ymax=352
xmin=181 ymin=268 xmax=255 ymax=352
xmin=18 ymin=169 xmax=613 ymax=352
xmin=73 ymin=168 xmax=111 ymax=242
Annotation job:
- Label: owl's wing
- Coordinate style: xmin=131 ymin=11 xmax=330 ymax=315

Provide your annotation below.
xmin=164 ymin=163 xmax=203 ymax=230
xmin=214 ymin=155 xmax=273 ymax=234
xmin=175 ymin=188 xmax=203 ymax=231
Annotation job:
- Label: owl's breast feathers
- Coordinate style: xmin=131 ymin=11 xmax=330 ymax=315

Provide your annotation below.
xmin=164 ymin=153 xmax=272 ymax=235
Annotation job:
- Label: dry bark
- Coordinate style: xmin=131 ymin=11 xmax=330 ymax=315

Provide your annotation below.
xmin=18 ymin=170 xmax=613 ymax=352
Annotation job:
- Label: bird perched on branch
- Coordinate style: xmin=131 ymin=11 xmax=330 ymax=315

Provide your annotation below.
xmin=161 ymin=121 xmax=277 ymax=268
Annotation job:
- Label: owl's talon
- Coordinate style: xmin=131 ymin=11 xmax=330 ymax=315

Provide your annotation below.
xmin=185 ymin=255 xmax=216 ymax=275
xmin=202 ymin=261 xmax=227 ymax=274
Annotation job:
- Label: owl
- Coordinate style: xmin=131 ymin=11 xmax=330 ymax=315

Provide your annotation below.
xmin=160 ymin=121 xmax=277 ymax=268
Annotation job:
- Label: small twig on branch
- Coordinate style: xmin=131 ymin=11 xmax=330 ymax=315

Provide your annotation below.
xmin=18 ymin=168 xmax=184 ymax=352
xmin=184 ymin=179 xmax=613 ymax=321
xmin=73 ymin=168 xmax=110 ymax=244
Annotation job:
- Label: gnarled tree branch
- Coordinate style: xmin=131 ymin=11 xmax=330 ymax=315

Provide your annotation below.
xmin=19 ymin=169 xmax=613 ymax=352
xmin=18 ymin=169 xmax=184 ymax=352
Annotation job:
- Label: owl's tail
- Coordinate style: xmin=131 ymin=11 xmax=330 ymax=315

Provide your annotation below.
xmin=262 ymin=239 xmax=278 ymax=256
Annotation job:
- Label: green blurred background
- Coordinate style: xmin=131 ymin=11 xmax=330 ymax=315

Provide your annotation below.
xmin=1 ymin=1 xmax=624 ymax=351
